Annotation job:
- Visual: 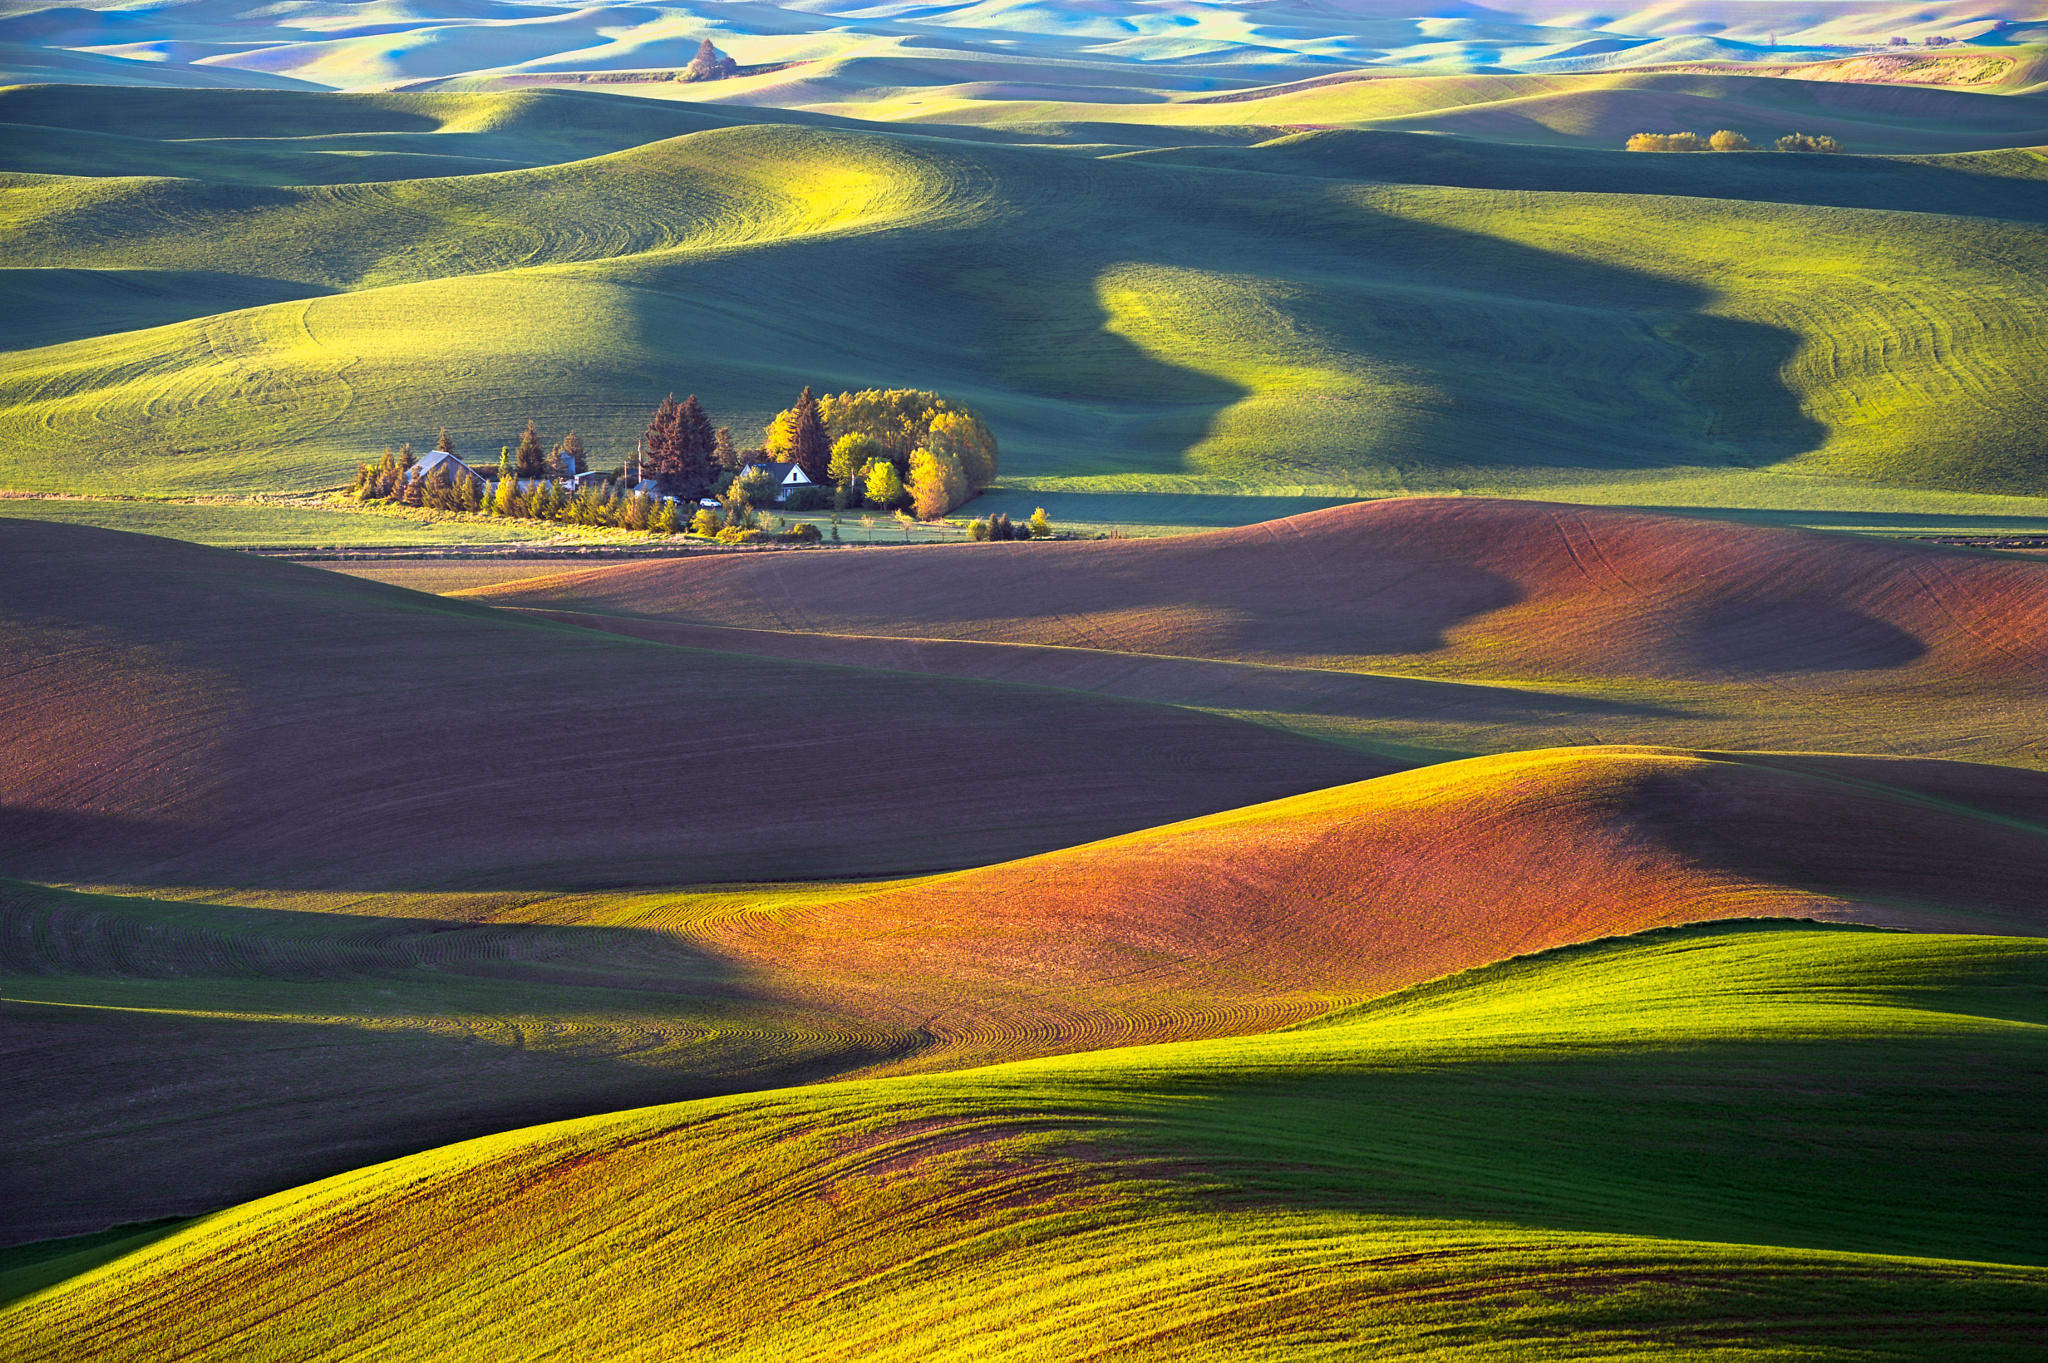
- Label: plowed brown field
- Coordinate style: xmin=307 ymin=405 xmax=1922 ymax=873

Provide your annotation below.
xmin=0 ymin=520 xmax=1384 ymax=890
xmin=470 ymin=499 xmax=2048 ymax=768
xmin=702 ymin=745 xmax=2048 ymax=1070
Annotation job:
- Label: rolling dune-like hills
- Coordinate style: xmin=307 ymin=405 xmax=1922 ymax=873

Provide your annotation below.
xmin=4 ymin=94 xmax=2044 ymax=503
xmin=0 ymin=517 xmax=1383 ymax=889
xmin=10 ymin=736 xmax=2045 ymax=1241
xmin=10 ymin=921 xmax=2042 ymax=1359
xmin=474 ymin=498 xmax=2048 ymax=677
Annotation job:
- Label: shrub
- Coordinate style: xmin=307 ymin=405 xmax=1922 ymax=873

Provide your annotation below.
xmin=967 ymin=517 xmax=990 ymax=541
xmin=781 ymin=483 xmax=834 ymax=512
xmin=1624 ymin=131 xmax=1708 ymax=152
xmin=690 ymin=507 xmax=721 ymax=537
xmin=715 ymin=526 xmax=762 ymax=545
xmin=1777 ymin=132 xmax=1843 ymax=153
xmin=784 ymin=522 xmax=822 ymax=543
xmin=1708 ymin=130 xmax=1751 ymax=151
xmin=1027 ymin=507 xmax=1053 ymax=539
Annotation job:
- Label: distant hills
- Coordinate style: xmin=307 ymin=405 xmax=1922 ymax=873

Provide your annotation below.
xmin=2 ymin=87 xmax=2043 ymax=508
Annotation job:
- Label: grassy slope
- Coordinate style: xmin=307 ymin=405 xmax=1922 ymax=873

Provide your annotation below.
xmin=10 ymin=741 xmax=2044 ymax=1242
xmin=2 ymin=103 xmax=2043 ymax=507
xmin=862 ymin=68 xmax=2048 ymax=153
xmin=0 ymin=517 xmax=1381 ymax=890
xmin=0 ymin=497 xmax=567 ymax=545
xmin=0 ymin=85 xmax=797 ymax=185
xmin=9 ymin=922 xmax=2043 ymax=1359
xmin=476 ymin=497 xmax=2048 ymax=770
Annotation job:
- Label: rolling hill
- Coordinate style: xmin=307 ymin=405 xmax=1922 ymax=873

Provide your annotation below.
xmin=10 ymin=736 xmax=2045 ymax=1243
xmin=0 ymin=517 xmax=1382 ymax=890
xmin=3 ymin=95 xmax=2044 ymax=510
xmin=473 ymin=497 xmax=2048 ymax=769
xmin=9 ymin=920 xmax=2043 ymax=1358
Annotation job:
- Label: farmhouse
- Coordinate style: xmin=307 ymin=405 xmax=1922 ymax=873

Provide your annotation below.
xmin=406 ymin=449 xmax=483 ymax=487
xmin=741 ymin=459 xmax=814 ymax=503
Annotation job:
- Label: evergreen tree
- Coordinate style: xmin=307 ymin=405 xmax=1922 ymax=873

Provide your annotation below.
xmin=787 ymin=386 xmax=831 ymax=484
xmin=673 ymin=394 xmax=716 ymax=499
xmin=434 ymin=427 xmax=455 ymax=454
xmin=713 ymin=426 xmax=738 ymax=471
xmin=559 ymin=431 xmax=584 ymax=475
xmin=642 ymin=394 xmax=682 ymax=483
xmin=515 ymin=421 xmax=546 ymax=479
xmin=398 ymin=441 xmax=416 ymax=470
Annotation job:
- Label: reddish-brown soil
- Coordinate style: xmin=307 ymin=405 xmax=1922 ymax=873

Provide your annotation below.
xmin=714 ymin=745 xmax=2048 ymax=1073
xmin=0 ymin=520 xmax=1385 ymax=889
xmin=470 ymin=499 xmax=2048 ymax=769
xmin=470 ymin=499 xmax=2048 ymax=679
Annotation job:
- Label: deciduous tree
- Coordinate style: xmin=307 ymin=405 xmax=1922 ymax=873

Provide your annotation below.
xmin=907 ymin=446 xmax=967 ymax=520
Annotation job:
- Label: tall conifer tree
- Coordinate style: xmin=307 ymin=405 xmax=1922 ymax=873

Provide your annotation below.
xmin=514 ymin=421 xmax=546 ymax=478
xmin=674 ymin=395 xmax=716 ymax=498
xmin=788 ymin=386 xmax=830 ymax=484
xmin=642 ymin=394 xmax=682 ymax=482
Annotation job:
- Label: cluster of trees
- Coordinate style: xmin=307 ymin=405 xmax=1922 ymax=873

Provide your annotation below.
xmin=1625 ymin=130 xmax=1843 ymax=153
xmin=766 ymin=388 xmax=999 ymax=519
xmin=347 ymin=383 xmax=1003 ymax=538
xmin=965 ymin=508 xmax=1052 ymax=541
xmin=639 ymin=393 xmax=738 ymax=500
xmin=351 ymin=444 xmax=486 ymax=510
xmin=681 ymin=38 xmax=738 ymax=81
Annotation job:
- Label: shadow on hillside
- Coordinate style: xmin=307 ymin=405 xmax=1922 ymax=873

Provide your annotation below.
xmin=1089 ymin=927 xmax=2048 ymax=1266
xmin=1145 ymin=130 xmax=2048 ymax=227
xmin=0 ymin=269 xmax=327 ymax=352
xmin=0 ymin=879 xmax=905 ymax=1245
xmin=1629 ymin=506 xmax=2048 ymax=534
xmin=598 ymin=133 xmax=1825 ymax=486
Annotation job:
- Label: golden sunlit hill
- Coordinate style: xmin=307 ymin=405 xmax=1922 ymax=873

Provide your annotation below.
xmin=9 ymin=741 xmax=2045 ymax=1243
xmin=9 ymin=920 xmax=2044 ymax=1360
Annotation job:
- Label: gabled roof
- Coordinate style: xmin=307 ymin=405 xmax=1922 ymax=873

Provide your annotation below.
xmin=407 ymin=448 xmax=482 ymax=482
xmin=742 ymin=460 xmax=807 ymax=485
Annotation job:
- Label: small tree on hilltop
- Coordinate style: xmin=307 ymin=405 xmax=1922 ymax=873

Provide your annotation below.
xmin=684 ymin=37 xmax=736 ymax=81
xmin=1777 ymin=132 xmax=1843 ymax=153
xmin=515 ymin=421 xmax=546 ymax=479
xmin=787 ymin=386 xmax=831 ymax=485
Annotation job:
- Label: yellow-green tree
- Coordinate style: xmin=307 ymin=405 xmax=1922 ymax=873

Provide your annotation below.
xmin=861 ymin=459 xmax=904 ymax=510
xmin=908 ymin=447 xmax=968 ymax=520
